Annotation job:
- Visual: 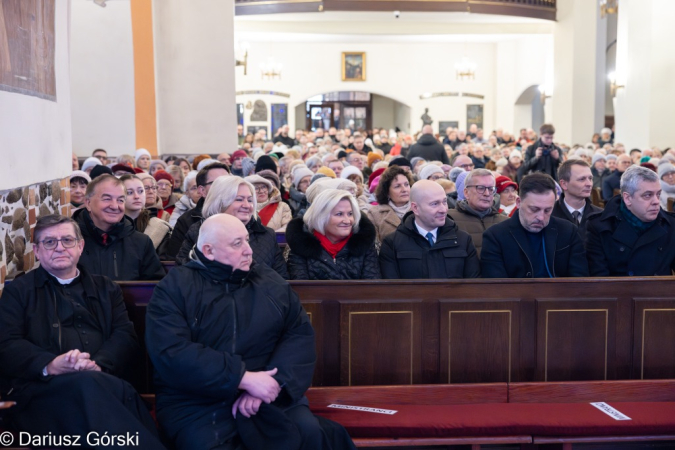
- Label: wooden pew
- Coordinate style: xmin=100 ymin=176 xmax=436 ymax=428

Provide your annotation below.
xmin=121 ymin=277 xmax=675 ymax=393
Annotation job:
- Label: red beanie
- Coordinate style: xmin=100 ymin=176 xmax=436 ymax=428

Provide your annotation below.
xmin=153 ymin=170 xmax=174 ymax=185
xmin=232 ymin=150 xmax=248 ymax=161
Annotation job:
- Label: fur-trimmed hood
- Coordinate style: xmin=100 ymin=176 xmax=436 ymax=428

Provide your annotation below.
xmin=285 ymin=215 xmax=377 ymax=258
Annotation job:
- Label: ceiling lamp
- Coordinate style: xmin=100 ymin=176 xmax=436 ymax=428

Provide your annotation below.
xmin=455 ymin=56 xmax=476 ymax=81
xmin=600 ymin=0 xmax=618 ymax=18
xmin=260 ymin=58 xmax=283 ymax=81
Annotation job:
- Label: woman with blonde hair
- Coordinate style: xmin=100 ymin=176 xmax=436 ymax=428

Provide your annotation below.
xmin=175 ymin=176 xmax=287 ymax=278
xmin=286 ymin=189 xmax=380 ymax=280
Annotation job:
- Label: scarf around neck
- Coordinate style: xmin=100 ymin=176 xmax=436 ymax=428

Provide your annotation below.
xmin=620 ymin=199 xmax=656 ymax=235
xmin=388 ymin=200 xmax=411 ymax=219
xmin=313 ymin=230 xmax=351 ymax=259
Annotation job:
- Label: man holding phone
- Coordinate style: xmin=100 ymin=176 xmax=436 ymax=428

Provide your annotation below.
xmin=522 ymin=123 xmax=562 ymax=181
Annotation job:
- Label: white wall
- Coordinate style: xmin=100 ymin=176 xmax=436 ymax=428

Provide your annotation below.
xmin=70 ymin=0 xmax=136 ymax=157
xmin=0 ymin=0 xmax=72 ymax=190
xmin=495 ymin=36 xmax=552 ymax=133
xmin=372 ymin=94 xmax=395 ymax=130
xmin=154 ymin=0 xmax=237 ymax=154
xmin=235 ymin=41 xmax=498 ymax=134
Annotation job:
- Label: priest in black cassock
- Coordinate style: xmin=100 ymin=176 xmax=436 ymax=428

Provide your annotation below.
xmin=0 ymin=214 xmax=165 ymax=449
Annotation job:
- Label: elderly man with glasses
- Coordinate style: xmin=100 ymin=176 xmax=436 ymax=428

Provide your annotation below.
xmin=448 ymin=168 xmax=507 ymax=257
xmin=0 ymin=214 xmax=165 ymax=449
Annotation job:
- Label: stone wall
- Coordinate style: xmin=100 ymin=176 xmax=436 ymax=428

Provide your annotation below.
xmin=0 ymin=177 xmax=70 ymax=290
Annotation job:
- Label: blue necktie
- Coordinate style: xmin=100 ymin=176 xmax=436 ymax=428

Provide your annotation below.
xmin=425 ymin=232 xmax=434 ymax=247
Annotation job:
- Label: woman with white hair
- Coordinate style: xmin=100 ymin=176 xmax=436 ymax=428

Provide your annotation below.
xmin=341 ymin=166 xmax=370 ymax=212
xmin=244 ymin=174 xmax=292 ymax=231
xmin=289 ymin=166 xmax=313 ymax=217
xmin=286 ymin=189 xmax=380 ymax=280
xmin=175 ymin=176 xmax=288 ymax=278
xmin=169 ymin=170 xmax=200 ymax=227
xmin=501 ymin=149 xmax=522 ymax=182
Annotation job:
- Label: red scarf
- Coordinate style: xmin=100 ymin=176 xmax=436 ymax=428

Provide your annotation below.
xmin=258 ymin=202 xmax=279 ymax=226
xmin=313 ymin=230 xmax=351 ymax=259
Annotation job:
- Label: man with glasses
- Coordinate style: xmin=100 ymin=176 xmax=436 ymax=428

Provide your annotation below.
xmin=481 ymin=173 xmax=589 ymax=278
xmin=166 ymin=162 xmax=230 ymax=259
xmin=448 ymin=169 xmax=507 ymax=257
xmin=452 ymin=155 xmax=475 ymax=172
xmin=0 ymin=215 xmax=165 ymax=448
xmin=587 ymin=166 xmax=675 ymax=276
xmin=92 ymin=148 xmax=108 ymax=165
xmin=73 ymin=175 xmax=164 ymax=280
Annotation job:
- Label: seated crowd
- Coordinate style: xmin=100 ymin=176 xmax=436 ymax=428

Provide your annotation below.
xmin=0 ymin=122 xmax=672 ymax=449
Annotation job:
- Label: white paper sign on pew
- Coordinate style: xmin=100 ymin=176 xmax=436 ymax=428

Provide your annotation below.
xmin=590 ymin=402 xmax=632 ymax=420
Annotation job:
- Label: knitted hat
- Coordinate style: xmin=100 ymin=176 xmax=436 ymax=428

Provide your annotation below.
xmin=81 ymin=157 xmax=102 ymax=172
xmin=257 ymin=169 xmax=281 ymax=190
xmin=316 ymin=166 xmax=337 ymax=178
xmin=89 ymin=165 xmax=113 ymax=180
xmin=232 ymin=150 xmax=248 ymax=161
xmin=367 ymin=152 xmax=383 ymax=168
xmin=111 ymin=164 xmax=135 ymax=175
xmin=641 ymin=162 xmax=657 ymax=173
xmin=197 ymin=158 xmax=218 ymax=171
xmin=255 ymin=155 xmax=277 ymax=174
xmin=658 ymin=163 xmax=675 ymax=179
xmin=134 ymin=148 xmax=151 ymax=163
xmin=605 ymin=154 xmax=618 ymax=161
xmin=389 ymin=156 xmax=412 ymax=169
xmin=241 ymin=157 xmax=256 ymax=177
xmin=495 ymin=175 xmax=518 ymax=194
xmin=592 ymin=153 xmax=607 ymax=165
xmin=244 ymin=175 xmax=273 ymax=192
xmin=448 ymin=167 xmax=465 ymax=183
xmin=419 ymin=164 xmax=445 ymax=181
xmin=192 ymin=154 xmax=212 ymax=170
xmin=456 ymin=171 xmax=469 ymax=201
xmin=640 ymin=156 xmax=651 ymax=164
xmin=310 ymin=173 xmax=328 ymax=184
xmin=340 ymin=165 xmax=364 ymax=181
xmin=368 ymin=168 xmax=386 ymax=191
xmin=293 ymin=167 xmax=314 ymax=189
xmin=70 ymin=170 xmax=91 ymax=184
xmin=508 ymin=150 xmax=522 ymax=161
xmin=410 ymin=157 xmax=426 ymax=170
xmin=153 ymin=170 xmax=174 ymax=185
xmin=149 ymin=160 xmax=167 ymax=172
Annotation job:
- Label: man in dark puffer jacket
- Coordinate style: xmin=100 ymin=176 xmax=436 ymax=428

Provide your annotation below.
xmin=379 ymin=180 xmax=480 ymax=279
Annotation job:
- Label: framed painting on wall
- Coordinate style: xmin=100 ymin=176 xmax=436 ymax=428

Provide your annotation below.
xmin=466 ymin=105 xmax=484 ymax=130
xmin=439 ymin=121 xmax=459 ymax=136
xmin=342 ymin=52 xmax=366 ymax=82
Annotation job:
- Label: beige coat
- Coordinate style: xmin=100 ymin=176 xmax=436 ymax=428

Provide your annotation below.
xmin=144 ymin=217 xmax=172 ymax=249
xmin=366 ymin=204 xmax=402 ymax=242
xmin=259 ymin=191 xmax=293 ymax=232
xmin=448 ymin=200 xmax=507 ymax=257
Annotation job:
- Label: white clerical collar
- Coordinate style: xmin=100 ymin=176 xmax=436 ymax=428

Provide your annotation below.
xmin=414 ymin=219 xmax=438 ymax=241
xmin=53 ymin=269 xmax=80 ymax=285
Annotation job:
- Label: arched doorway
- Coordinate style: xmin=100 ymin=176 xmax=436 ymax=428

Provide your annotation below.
xmin=514 ymin=85 xmax=545 ymax=132
xmin=294 ymin=91 xmax=411 ymax=132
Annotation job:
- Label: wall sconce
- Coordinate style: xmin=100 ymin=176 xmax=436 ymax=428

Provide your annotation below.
xmin=608 ymin=71 xmax=624 ymax=96
xmin=539 ymin=84 xmax=552 ymax=104
xmin=235 ymin=42 xmax=249 ymax=76
xmin=600 ymin=0 xmax=618 ymax=19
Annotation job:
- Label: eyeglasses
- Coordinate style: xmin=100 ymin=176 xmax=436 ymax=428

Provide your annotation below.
xmin=254 ymin=186 xmax=268 ymax=193
xmin=467 ymin=185 xmax=496 ymax=194
xmin=458 ymin=164 xmax=475 ymax=170
xmin=39 ymin=237 xmax=79 ymax=250
xmin=143 ymin=185 xmax=158 ymax=192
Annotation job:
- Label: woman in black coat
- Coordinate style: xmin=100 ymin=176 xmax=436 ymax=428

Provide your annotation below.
xmin=286 ymin=189 xmax=381 ymax=280
xmin=175 ymin=176 xmax=288 ymax=279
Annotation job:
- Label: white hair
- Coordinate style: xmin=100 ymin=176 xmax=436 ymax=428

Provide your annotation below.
xmin=303 ymin=189 xmax=361 ymax=235
xmin=183 ymin=170 xmax=198 ymax=192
